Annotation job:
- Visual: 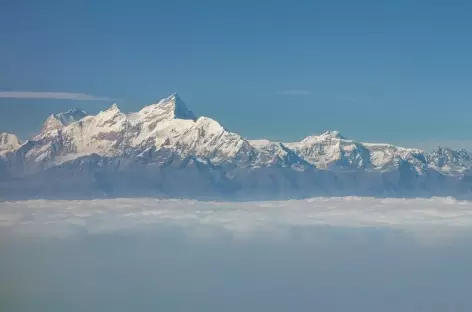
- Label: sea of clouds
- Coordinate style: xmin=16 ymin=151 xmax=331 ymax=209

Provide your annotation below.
xmin=1 ymin=197 xmax=472 ymax=311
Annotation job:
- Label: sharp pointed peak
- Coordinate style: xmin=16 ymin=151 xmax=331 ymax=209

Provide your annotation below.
xmin=45 ymin=113 xmax=56 ymax=120
xmin=40 ymin=113 xmax=64 ymax=134
xmin=106 ymin=103 xmax=120 ymax=111
xmin=147 ymin=93 xmax=196 ymax=120
xmin=155 ymin=92 xmax=180 ymax=104
xmin=167 ymin=92 xmax=180 ymax=100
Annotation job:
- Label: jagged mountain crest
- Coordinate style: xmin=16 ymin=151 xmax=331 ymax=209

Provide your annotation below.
xmin=2 ymin=94 xmax=469 ymax=172
xmin=39 ymin=108 xmax=88 ymax=135
xmin=10 ymin=94 xmax=255 ymax=166
xmin=427 ymin=146 xmax=472 ymax=174
xmin=2 ymin=93 xmax=472 ymax=199
xmin=285 ymin=130 xmax=372 ymax=169
xmin=54 ymin=108 xmax=88 ymax=126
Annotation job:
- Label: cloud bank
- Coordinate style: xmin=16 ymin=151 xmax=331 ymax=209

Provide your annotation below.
xmin=2 ymin=197 xmax=472 ymax=311
xmin=1 ymin=197 xmax=472 ymax=240
xmin=0 ymin=91 xmax=113 ymax=101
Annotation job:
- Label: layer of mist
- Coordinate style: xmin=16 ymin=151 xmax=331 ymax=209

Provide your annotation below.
xmin=1 ymin=197 xmax=472 ymax=311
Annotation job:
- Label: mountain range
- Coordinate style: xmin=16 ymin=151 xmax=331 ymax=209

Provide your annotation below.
xmin=1 ymin=94 xmax=472 ymax=200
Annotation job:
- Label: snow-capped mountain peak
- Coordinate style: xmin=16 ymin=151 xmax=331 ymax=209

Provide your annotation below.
xmin=285 ymin=131 xmax=428 ymax=171
xmin=295 ymin=130 xmax=347 ymax=146
xmin=40 ymin=114 xmax=64 ymax=134
xmin=286 ymin=132 xmax=370 ymax=169
xmin=427 ymin=146 xmax=472 ymax=174
xmin=54 ymin=108 xmax=88 ymax=126
xmin=0 ymin=132 xmax=21 ymax=153
xmin=104 ymin=103 xmax=120 ymax=112
xmin=39 ymin=108 xmax=88 ymax=135
xmin=194 ymin=116 xmax=224 ymax=133
xmin=140 ymin=93 xmax=196 ymax=121
xmin=320 ymin=130 xmax=345 ymax=139
xmin=96 ymin=103 xmax=123 ymax=125
xmin=21 ymin=94 xmax=202 ymax=163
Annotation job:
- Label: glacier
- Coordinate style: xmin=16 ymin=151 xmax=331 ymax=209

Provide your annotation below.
xmin=1 ymin=93 xmax=472 ymax=200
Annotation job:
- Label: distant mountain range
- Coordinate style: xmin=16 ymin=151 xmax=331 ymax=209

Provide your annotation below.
xmin=2 ymin=94 xmax=472 ymax=200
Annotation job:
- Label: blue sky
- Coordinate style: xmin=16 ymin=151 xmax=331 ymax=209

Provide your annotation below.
xmin=1 ymin=0 xmax=472 ymax=149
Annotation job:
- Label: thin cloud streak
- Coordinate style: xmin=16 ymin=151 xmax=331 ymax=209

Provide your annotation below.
xmin=0 ymin=91 xmax=113 ymax=101
xmin=277 ymin=90 xmax=312 ymax=96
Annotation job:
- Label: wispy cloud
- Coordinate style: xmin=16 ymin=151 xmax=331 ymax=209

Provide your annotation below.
xmin=277 ymin=90 xmax=312 ymax=96
xmin=0 ymin=91 xmax=113 ymax=101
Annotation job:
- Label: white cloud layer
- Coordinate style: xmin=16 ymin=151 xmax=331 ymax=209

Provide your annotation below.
xmin=2 ymin=197 xmax=472 ymax=311
xmin=0 ymin=91 xmax=112 ymax=101
xmin=1 ymin=197 xmax=472 ymax=239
